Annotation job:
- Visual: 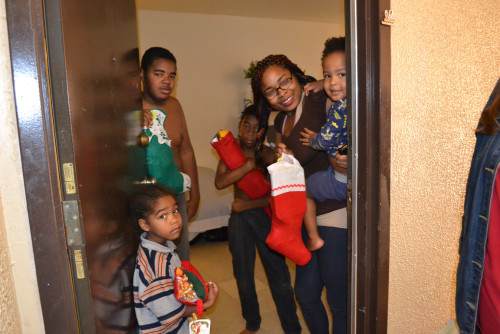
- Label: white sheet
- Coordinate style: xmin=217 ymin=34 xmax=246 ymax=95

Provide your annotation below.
xmin=188 ymin=166 xmax=233 ymax=240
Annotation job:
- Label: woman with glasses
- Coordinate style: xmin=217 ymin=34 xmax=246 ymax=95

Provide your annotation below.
xmin=251 ymin=54 xmax=348 ymax=334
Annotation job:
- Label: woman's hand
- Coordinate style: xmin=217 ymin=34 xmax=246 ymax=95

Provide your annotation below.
xmin=299 ymin=128 xmax=317 ymax=146
xmin=331 ymin=151 xmax=348 ymax=174
xmin=304 ymin=80 xmax=324 ymax=96
xmin=275 ymin=143 xmax=293 ymax=161
xmin=335 ymin=151 xmax=348 ymax=168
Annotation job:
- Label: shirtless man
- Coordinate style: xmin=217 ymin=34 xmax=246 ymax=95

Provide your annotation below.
xmin=140 ymin=47 xmax=199 ymax=261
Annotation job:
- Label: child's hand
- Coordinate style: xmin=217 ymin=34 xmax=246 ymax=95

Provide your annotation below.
xmin=231 ymin=199 xmax=248 ymax=213
xmin=245 ymin=157 xmax=256 ymax=171
xmin=304 ymin=80 xmax=324 ymax=96
xmin=299 ymin=128 xmax=317 ymax=146
xmin=275 ymin=143 xmax=293 ymax=161
xmin=142 ymin=109 xmax=153 ymax=128
xmin=203 ymin=281 xmax=219 ymax=310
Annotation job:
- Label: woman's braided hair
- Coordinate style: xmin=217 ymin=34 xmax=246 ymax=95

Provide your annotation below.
xmin=250 ymin=55 xmax=313 ymax=143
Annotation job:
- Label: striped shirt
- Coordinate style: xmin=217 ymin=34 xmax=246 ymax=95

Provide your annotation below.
xmin=133 ymin=234 xmax=188 ymax=333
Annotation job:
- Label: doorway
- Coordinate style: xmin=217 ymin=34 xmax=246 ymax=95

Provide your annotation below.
xmin=5 ymin=0 xmax=390 ymax=332
xmin=135 ymin=1 xmax=391 ymax=333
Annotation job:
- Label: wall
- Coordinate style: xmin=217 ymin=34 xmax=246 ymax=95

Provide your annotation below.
xmin=388 ymin=1 xmax=499 ymax=333
xmin=0 ymin=0 xmax=44 ymax=332
xmin=137 ymin=10 xmax=344 ymax=170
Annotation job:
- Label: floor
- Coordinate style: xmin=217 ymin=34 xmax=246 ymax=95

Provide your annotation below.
xmin=190 ymin=235 xmax=331 ymax=334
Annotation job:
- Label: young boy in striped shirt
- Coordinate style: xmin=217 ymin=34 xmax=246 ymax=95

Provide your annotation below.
xmin=131 ymin=184 xmax=218 ymax=333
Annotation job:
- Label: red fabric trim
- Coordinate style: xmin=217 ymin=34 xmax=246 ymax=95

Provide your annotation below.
xmin=196 ymin=299 xmax=204 ymax=316
xmin=272 ymin=184 xmax=306 ymax=191
xmin=478 ymin=171 xmax=500 ymax=334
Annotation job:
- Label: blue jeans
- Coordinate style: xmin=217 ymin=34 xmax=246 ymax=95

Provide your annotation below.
xmin=307 ymin=166 xmax=347 ymax=202
xmin=228 ymin=208 xmax=301 ymax=334
xmin=295 ymin=225 xmax=348 ymax=334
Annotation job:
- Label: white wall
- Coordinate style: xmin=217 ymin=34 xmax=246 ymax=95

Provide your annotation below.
xmin=137 ymin=10 xmax=344 ymax=170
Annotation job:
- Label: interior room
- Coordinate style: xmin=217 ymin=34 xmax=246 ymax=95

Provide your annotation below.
xmin=135 ymin=1 xmax=345 ymax=171
xmin=135 ymin=1 xmax=345 ymax=332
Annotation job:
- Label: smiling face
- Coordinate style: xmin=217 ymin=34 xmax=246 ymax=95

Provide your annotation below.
xmin=322 ymin=52 xmax=347 ymax=102
xmin=261 ymin=65 xmax=303 ymax=113
xmin=238 ymin=114 xmax=261 ymax=150
xmin=141 ymin=58 xmax=177 ymax=104
xmin=139 ymin=195 xmax=182 ymax=245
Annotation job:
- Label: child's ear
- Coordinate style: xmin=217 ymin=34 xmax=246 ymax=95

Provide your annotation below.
xmin=140 ymin=69 xmax=145 ymax=82
xmin=138 ymin=218 xmax=150 ymax=232
xmin=257 ymin=128 xmax=265 ymax=139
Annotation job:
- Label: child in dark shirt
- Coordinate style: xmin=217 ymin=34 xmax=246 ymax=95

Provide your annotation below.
xmin=214 ymin=105 xmax=301 ymax=334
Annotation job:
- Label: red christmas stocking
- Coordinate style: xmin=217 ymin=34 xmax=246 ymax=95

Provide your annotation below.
xmin=211 ymin=131 xmax=271 ymax=199
xmin=266 ymin=154 xmax=311 ymax=266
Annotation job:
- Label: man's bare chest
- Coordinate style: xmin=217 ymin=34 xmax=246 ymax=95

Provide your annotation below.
xmin=163 ymin=119 xmax=182 ymax=147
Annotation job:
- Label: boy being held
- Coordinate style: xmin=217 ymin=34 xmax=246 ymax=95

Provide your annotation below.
xmin=131 ymin=184 xmax=218 ymax=333
xmin=214 ymin=105 xmax=301 ymax=334
xmin=300 ymin=36 xmax=348 ymax=251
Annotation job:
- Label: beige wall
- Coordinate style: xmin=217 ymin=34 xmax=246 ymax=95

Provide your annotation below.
xmin=388 ymin=1 xmax=499 ymax=333
xmin=137 ymin=10 xmax=344 ymax=170
xmin=0 ymin=0 xmax=44 ymax=332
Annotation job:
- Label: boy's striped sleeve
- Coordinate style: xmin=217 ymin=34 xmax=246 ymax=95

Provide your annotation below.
xmin=133 ymin=246 xmax=187 ymax=333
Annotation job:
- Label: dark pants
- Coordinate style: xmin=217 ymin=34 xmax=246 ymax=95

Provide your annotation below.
xmin=228 ymin=208 xmax=301 ymax=334
xmin=174 ymin=192 xmax=189 ymax=261
xmin=295 ymin=225 xmax=348 ymax=334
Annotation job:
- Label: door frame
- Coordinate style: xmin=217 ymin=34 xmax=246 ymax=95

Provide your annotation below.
xmin=347 ymin=0 xmax=391 ymax=333
xmin=5 ymin=0 xmax=80 ymax=332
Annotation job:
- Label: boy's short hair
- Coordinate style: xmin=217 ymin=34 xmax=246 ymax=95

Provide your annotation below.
xmin=239 ymin=104 xmax=260 ymax=127
xmin=140 ymin=47 xmax=177 ymax=72
xmin=129 ymin=184 xmax=176 ymax=234
xmin=322 ymin=36 xmax=346 ymax=61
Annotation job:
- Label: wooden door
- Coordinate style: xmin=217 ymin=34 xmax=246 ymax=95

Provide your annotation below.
xmin=6 ymin=0 xmax=143 ymax=332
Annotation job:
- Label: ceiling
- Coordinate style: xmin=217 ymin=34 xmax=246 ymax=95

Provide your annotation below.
xmin=135 ymin=0 xmax=345 ymax=24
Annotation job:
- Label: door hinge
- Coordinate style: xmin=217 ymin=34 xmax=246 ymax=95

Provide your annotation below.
xmin=63 ymin=201 xmax=86 ymax=279
xmin=62 ymin=200 xmax=83 ymax=246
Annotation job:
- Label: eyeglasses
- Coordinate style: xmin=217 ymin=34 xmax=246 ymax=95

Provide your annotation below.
xmin=263 ymin=77 xmax=293 ymax=99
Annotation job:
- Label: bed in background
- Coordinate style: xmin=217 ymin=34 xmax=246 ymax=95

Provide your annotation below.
xmin=188 ymin=166 xmax=234 ymax=241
